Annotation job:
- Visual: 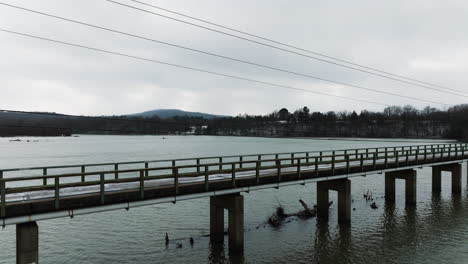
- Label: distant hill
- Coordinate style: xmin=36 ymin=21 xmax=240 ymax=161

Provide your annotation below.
xmin=128 ymin=109 xmax=227 ymax=119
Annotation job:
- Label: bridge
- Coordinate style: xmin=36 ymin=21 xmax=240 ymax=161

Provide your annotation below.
xmin=2 ymin=143 xmax=468 ymax=263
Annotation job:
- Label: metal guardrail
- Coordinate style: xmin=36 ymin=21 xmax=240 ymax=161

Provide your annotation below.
xmin=1 ymin=143 xmax=467 ymax=219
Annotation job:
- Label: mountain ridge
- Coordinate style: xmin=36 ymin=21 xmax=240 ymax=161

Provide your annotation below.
xmin=127 ymin=109 xmax=228 ymax=119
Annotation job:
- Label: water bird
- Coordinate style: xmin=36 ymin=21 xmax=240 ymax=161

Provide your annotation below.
xmin=176 ymin=242 xmax=183 ymax=248
xmin=189 ymin=237 xmax=194 ymax=246
xmin=165 ymin=233 xmax=169 ymax=245
xmin=370 ymin=202 xmax=378 ymax=209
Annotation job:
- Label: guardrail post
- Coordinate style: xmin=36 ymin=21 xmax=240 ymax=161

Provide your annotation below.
xmin=81 ymin=166 xmax=86 ymax=182
xmin=366 ymin=148 xmax=369 ymax=158
xmin=43 ymin=168 xmax=47 ymax=186
xmin=291 ymin=153 xmax=295 ymax=165
xmin=385 ymin=148 xmax=388 ymax=168
xmin=255 ymin=161 xmax=260 ymax=184
xmin=455 ymin=145 xmax=458 ymax=159
xmin=415 ymin=148 xmax=419 ymax=165
xmin=360 ymin=154 xmax=364 ymax=171
xmin=297 ymin=158 xmax=301 ymax=179
xmin=346 ymin=155 xmax=350 ymax=174
xmin=140 ymin=170 xmax=145 ymax=199
xmin=355 ymin=149 xmax=358 ymax=159
xmin=424 ymin=146 xmax=427 ymax=162
xmin=315 ymin=157 xmax=319 ymax=177
xmin=448 ymin=145 xmax=452 ymax=160
xmin=0 ymin=171 xmax=5 ymax=218
xmin=306 ymin=152 xmax=310 ymax=164
xmin=373 ymin=153 xmax=377 ymax=169
xmin=406 ymin=151 xmax=409 ymax=165
xmin=145 ymin=162 xmax=149 ymax=177
xmin=114 ymin=164 xmax=119 ymax=179
xmin=173 ymin=167 xmax=179 ymax=195
xmin=197 ymin=159 xmax=201 ymax=174
xmin=276 ymin=159 xmax=281 ymax=183
xmin=239 ymin=156 xmax=243 ymax=169
xmin=100 ymin=173 xmax=105 ymax=204
xmin=219 ymin=158 xmax=222 ymax=171
xmin=320 ymin=152 xmax=323 ymax=162
xmin=331 ymin=155 xmax=335 ymax=175
xmin=205 ymin=165 xmax=209 ymax=190
xmin=396 ymin=150 xmax=399 ymax=167
xmin=232 ymin=163 xmax=236 ymax=187
xmin=54 ymin=176 xmax=60 ymax=209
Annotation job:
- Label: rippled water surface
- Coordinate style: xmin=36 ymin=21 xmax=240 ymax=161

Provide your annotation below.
xmin=0 ymin=135 xmax=467 ymax=264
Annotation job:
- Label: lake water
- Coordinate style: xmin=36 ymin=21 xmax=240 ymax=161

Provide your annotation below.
xmin=0 ymin=135 xmax=467 ymax=264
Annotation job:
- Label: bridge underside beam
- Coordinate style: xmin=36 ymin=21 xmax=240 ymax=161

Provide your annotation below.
xmin=385 ymin=169 xmax=417 ymax=205
xmin=432 ymin=163 xmax=462 ymax=194
xmin=317 ymin=179 xmax=351 ymax=223
xmin=16 ymin=221 xmax=38 ymax=264
xmin=210 ymin=193 xmax=244 ymax=252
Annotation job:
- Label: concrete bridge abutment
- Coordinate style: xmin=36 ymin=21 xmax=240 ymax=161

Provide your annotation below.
xmin=432 ymin=163 xmax=462 ymax=194
xmin=317 ymin=179 xmax=351 ymax=224
xmin=385 ymin=169 xmax=417 ymax=206
xmin=210 ymin=193 xmax=244 ymax=252
xmin=16 ymin=221 xmax=38 ymax=264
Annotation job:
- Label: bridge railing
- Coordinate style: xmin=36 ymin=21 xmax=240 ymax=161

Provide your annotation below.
xmin=1 ymin=143 xmax=467 ymax=218
xmin=0 ymin=142 xmax=461 ymax=176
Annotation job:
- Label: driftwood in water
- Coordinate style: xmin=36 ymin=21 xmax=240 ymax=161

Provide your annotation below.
xmin=266 ymin=199 xmax=321 ymax=227
xmin=297 ymin=199 xmax=316 ymax=217
xmin=267 ymin=207 xmax=288 ymax=227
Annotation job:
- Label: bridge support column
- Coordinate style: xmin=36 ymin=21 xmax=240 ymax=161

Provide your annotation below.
xmin=432 ymin=167 xmax=442 ymax=193
xmin=16 ymin=221 xmax=38 ymax=264
xmin=385 ymin=169 xmax=416 ymax=205
xmin=317 ymin=179 xmax=351 ymax=223
xmin=432 ymin=163 xmax=462 ymax=194
xmin=210 ymin=193 xmax=244 ymax=252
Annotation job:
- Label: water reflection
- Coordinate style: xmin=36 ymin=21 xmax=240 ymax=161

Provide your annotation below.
xmin=208 ymin=242 xmax=245 ymax=264
xmin=312 ymin=218 xmax=353 ymax=263
xmin=302 ymin=193 xmax=468 ymax=264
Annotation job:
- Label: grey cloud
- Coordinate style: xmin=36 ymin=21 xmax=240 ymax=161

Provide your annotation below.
xmin=1 ymin=0 xmax=467 ymax=116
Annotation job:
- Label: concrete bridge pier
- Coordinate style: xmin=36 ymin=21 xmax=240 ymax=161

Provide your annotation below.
xmin=16 ymin=221 xmax=38 ymax=264
xmin=317 ymin=179 xmax=351 ymax=223
xmin=385 ymin=169 xmax=417 ymax=205
xmin=432 ymin=163 xmax=462 ymax=194
xmin=210 ymin=193 xmax=244 ymax=252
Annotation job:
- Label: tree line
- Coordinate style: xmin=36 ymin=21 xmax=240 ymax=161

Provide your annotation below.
xmin=2 ymin=105 xmax=468 ymax=141
xmin=205 ymin=105 xmax=468 ymax=141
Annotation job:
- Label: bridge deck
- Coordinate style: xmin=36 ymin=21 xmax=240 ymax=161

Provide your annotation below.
xmin=1 ymin=143 xmax=466 ymax=225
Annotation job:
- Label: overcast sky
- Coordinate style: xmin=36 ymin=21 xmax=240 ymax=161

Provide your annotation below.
xmin=1 ymin=0 xmax=467 ymax=116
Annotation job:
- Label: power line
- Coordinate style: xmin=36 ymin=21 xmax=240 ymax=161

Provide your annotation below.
xmin=103 ymin=0 xmax=468 ymax=98
xmin=0 ymin=2 xmax=449 ymax=106
xmin=0 ymin=28 xmax=392 ymax=107
xmin=127 ymin=0 xmax=463 ymax=94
